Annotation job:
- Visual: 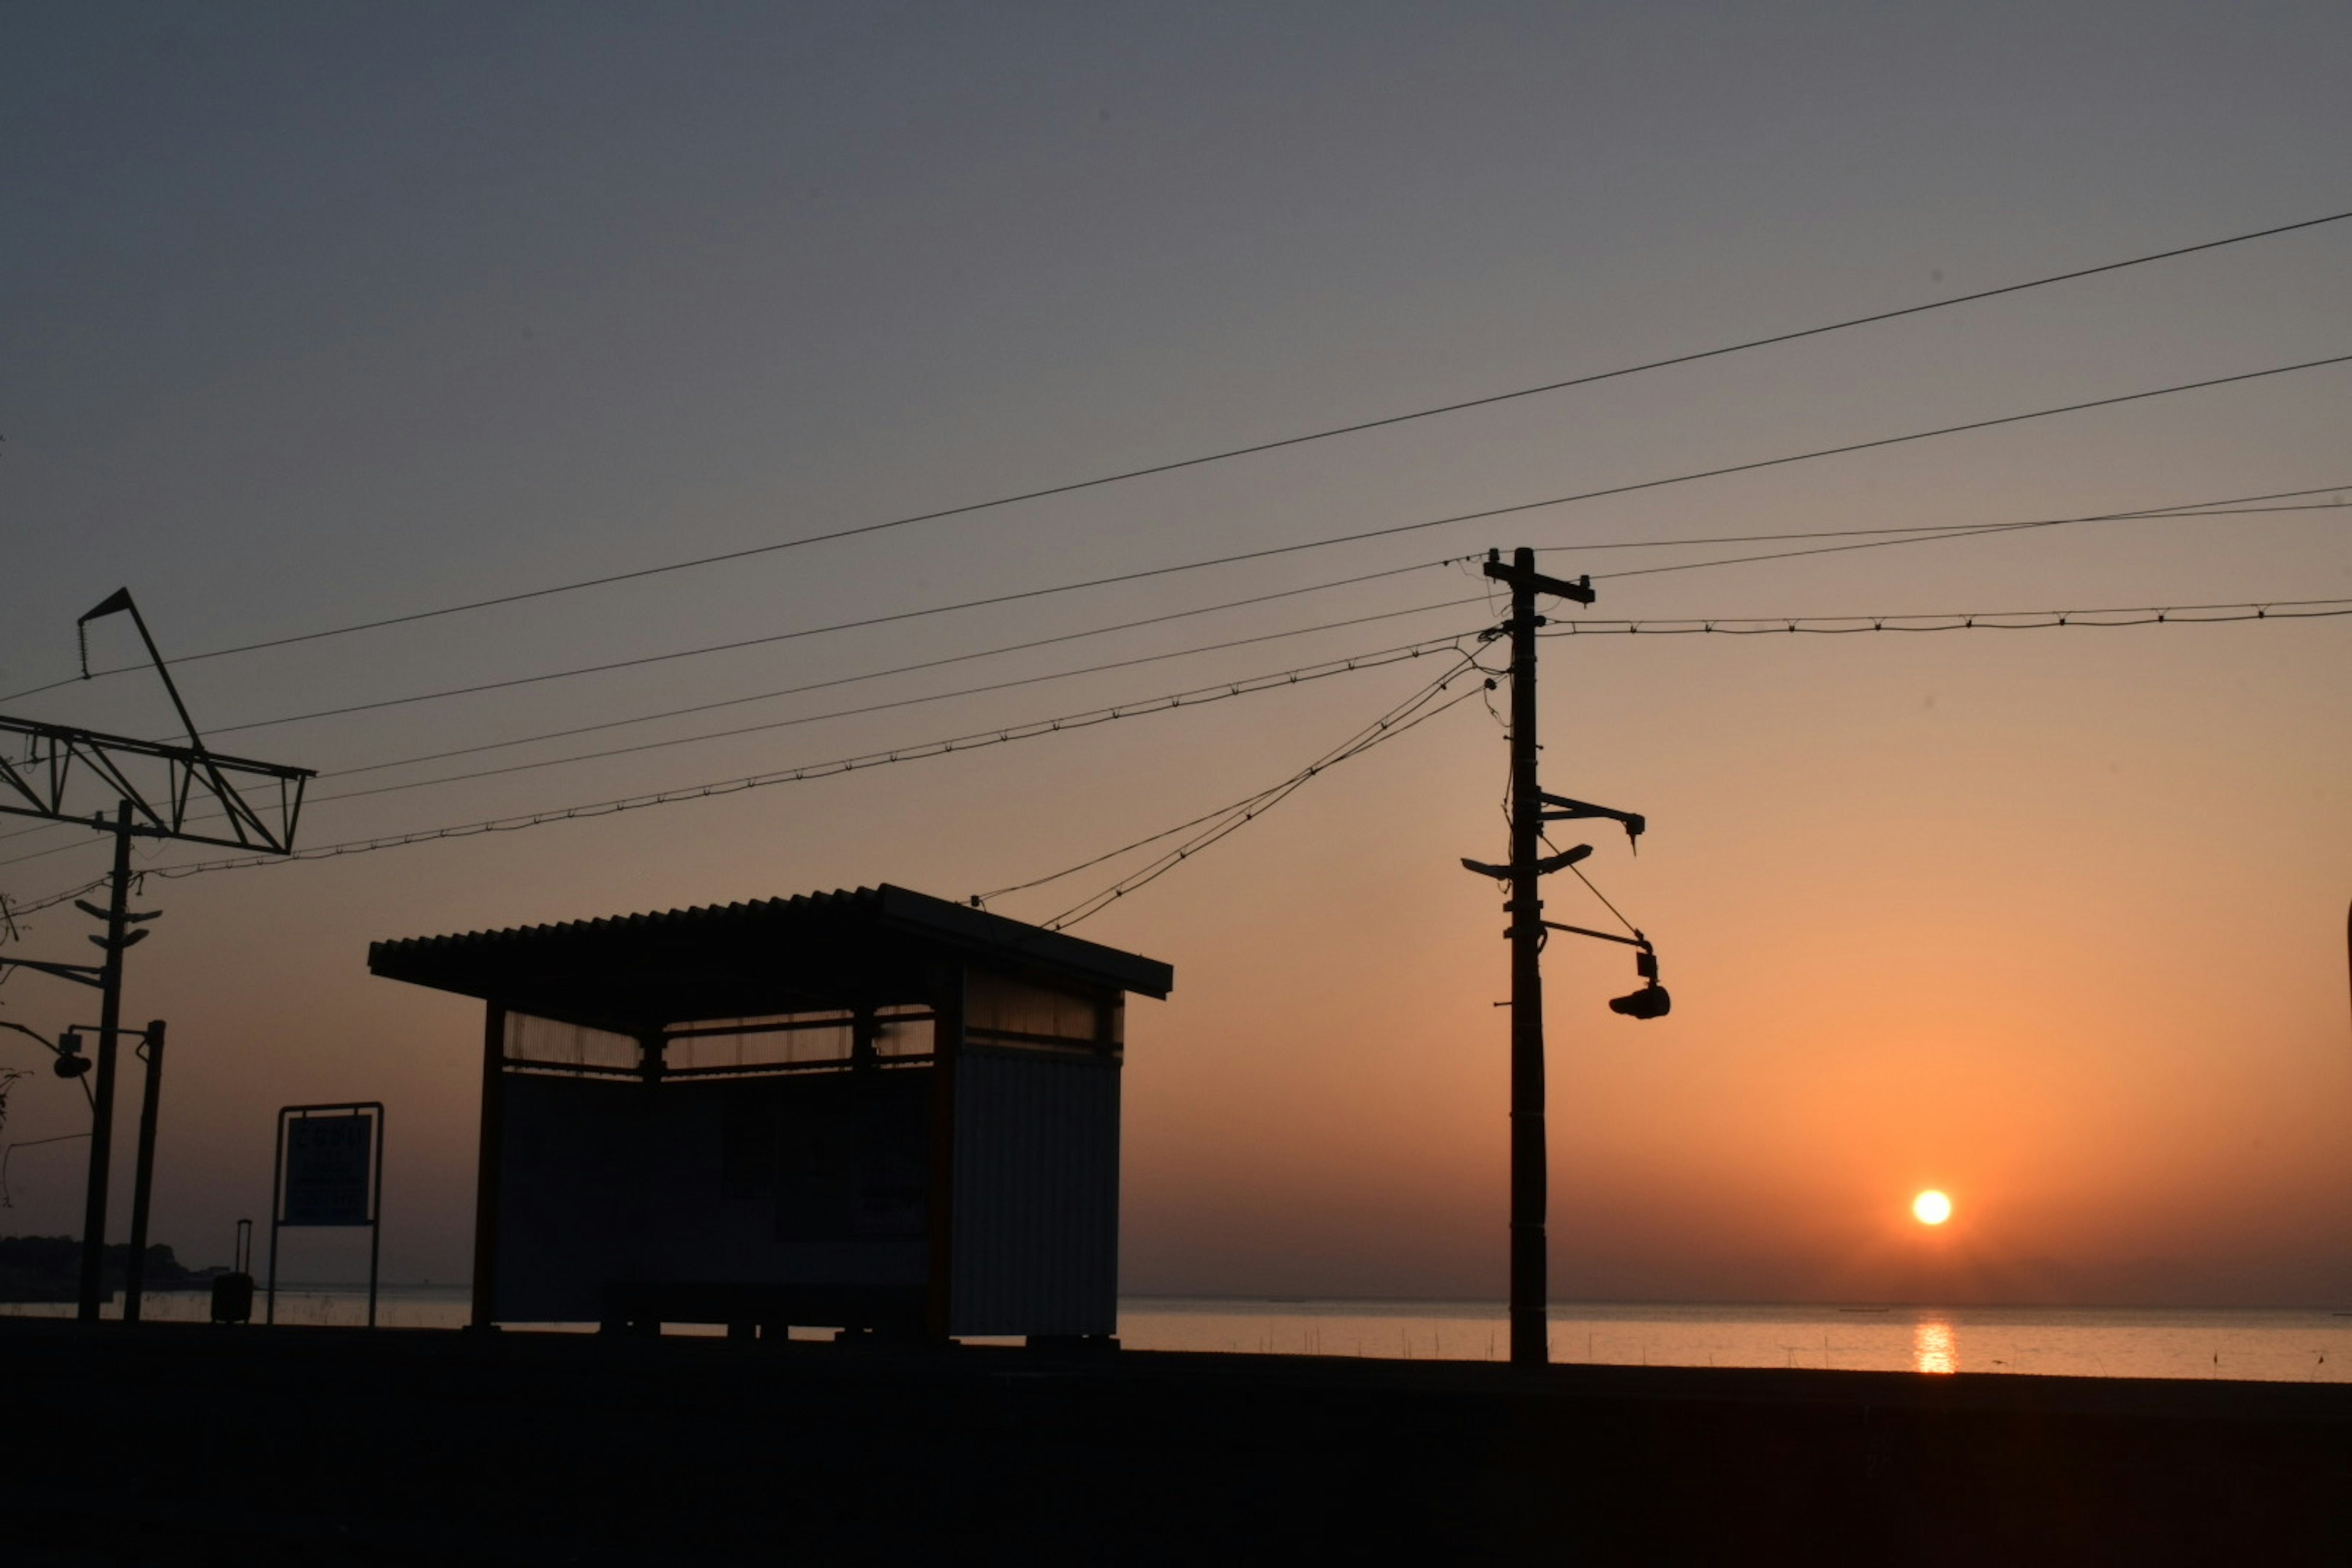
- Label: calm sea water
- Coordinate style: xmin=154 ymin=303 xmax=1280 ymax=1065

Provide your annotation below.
xmin=14 ymin=1289 xmax=2349 ymax=1382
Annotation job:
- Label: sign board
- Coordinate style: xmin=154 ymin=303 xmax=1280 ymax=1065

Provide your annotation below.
xmin=282 ymin=1112 xmax=375 ymax=1226
xmin=268 ymin=1101 xmax=386 ymax=1328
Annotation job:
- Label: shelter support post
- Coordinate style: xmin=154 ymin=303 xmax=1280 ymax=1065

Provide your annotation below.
xmin=924 ymin=966 xmax=963 ymax=1341
xmin=471 ymin=1001 xmax=507 ymax=1330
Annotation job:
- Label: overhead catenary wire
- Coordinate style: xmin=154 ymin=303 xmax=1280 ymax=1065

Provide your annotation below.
xmin=103 ymin=637 xmax=1489 ymax=884
xmin=1581 ymin=498 xmax=2350 ymax=583
xmin=333 ymin=497 xmax=2344 ymax=802
xmin=0 ymin=875 xmax=111 ymax=921
xmin=10 ymin=471 xmax=2301 ymax=869
xmin=977 ymin=649 xmax=1488 ymax=908
xmin=0 ymin=480 xmax=2334 ymax=876
xmin=21 ymin=483 xmax=2327 ymax=846
xmin=304 ymin=622 xmax=1487 ymax=805
xmin=1536 ymin=598 xmax=2352 ymax=636
xmin=304 ymin=507 xmax=2201 ymax=774
xmin=0 ymin=613 xmax=1498 ymax=875
xmin=1035 ymin=654 xmax=1497 ymax=930
xmin=13 ymin=205 xmax=2345 ymax=704
xmin=165 ymin=355 xmax=2352 ymax=738
xmin=3 ymin=589 xmax=2344 ymax=908
xmin=207 ymin=486 xmax=2343 ymax=755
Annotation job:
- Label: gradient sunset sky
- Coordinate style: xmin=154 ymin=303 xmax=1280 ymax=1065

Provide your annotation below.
xmin=3 ymin=2 xmax=2347 ymax=1305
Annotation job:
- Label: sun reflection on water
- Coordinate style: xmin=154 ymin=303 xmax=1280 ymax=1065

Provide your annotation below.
xmin=1914 ymin=1319 xmax=1957 ymax=1374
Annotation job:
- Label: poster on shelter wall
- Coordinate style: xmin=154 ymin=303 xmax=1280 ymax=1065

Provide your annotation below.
xmin=282 ymin=1113 xmax=374 ymax=1226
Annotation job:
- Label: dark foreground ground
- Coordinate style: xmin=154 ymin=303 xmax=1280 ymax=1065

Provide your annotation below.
xmin=6 ymin=1317 xmax=2348 ymax=1566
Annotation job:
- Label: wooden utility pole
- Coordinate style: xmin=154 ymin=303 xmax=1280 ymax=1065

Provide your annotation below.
xmin=1482 ymin=548 xmax=1594 ymax=1365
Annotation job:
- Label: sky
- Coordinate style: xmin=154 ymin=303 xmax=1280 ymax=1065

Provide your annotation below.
xmin=1 ymin=1 xmax=2347 ymax=1307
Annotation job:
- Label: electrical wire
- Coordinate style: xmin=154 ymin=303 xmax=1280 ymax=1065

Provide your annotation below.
xmin=1585 ymin=499 xmax=2350 ymax=583
xmin=0 ymin=481 xmax=2329 ymax=872
xmin=303 ymin=619 xmax=1487 ymax=806
xmin=225 ymin=488 xmax=2326 ymax=755
xmin=0 ymin=875 xmax=110 ymax=920
xmin=1536 ymin=598 xmax=2352 ymax=636
xmin=12 ymin=473 xmax=2309 ymax=868
xmin=13 ymin=206 xmax=2344 ymax=703
xmin=311 ymin=490 xmax=2332 ymax=803
xmin=37 ymin=480 xmax=2331 ymax=842
xmin=114 ymin=638 xmax=1487 ymax=884
xmin=1044 ymin=686 xmax=1486 ymax=930
xmin=4 ymin=590 xmax=2343 ymax=903
xmin=1035 ymin=653 xmax=1495 ymax=930
xmin=0 ymin=609 xmax=1498 ymax=872
xmin=981 ymin=650 xmax=1483 ymax=907
xmin=175 ymin=366 xmax=2352 ymax=738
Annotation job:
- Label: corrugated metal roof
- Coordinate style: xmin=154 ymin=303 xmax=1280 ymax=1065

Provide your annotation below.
xmin=369 ymin=883 xmax=1172 ymax=1027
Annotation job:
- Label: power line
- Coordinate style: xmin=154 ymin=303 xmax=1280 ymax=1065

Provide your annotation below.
xmin=0 ymin=610 xmax=1498 ymax=874
xmin=197 ymin=560 xmax=1442 ymax=740
xmin=275 ymin=513 xmax=2062 ymax=776
xmin=1038 ymin=657 xmax=1494 ymax=930
xmin=178 ymin=349 xmax=2352 ymax=738
xmin=0 ymin=484 xmax=2327 ymax=855
xmin=0 ymin=876 xmax=110 ymax=921
xmin=10 ymin=206 xmax=2345 ymax=703
xmin=154 ymin=488 xmax=2346 ymax=810
xmin=1590 ymin=499 xmax=2349 ymax=584
xmin=8 ymin=586 xmax=2337 ymax=910
xmin=981 ymin=652 xmax=1487 ymax=908
xmin=317 ymin=592 xmax=1485 ymax=785
xmin=314 ymin=496 xmax=2340 ymax=801
xmin=1534 ymin=597 xmax=2352 ymax=636
xmin=303 ymin=615 xmax=1492 ymax=806
xmin=0 ymin=477 xmax=2237 ymax=862
xmin=4 ymin=489 xmax=2340 ymax=876
xmin=121 ymin=638 xmax=1485 ymax=883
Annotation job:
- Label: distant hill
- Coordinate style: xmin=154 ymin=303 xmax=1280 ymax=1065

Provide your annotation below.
xmin=0 ymin=1235 xmax=224 ymax=1302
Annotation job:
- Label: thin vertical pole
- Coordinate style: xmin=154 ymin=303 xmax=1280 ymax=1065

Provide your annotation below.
xmin=266 ymin=1108 xmax=285 ymax=1325
xmin=470 ymin=1003 xmax=506 ymax=1330
xmin=123 ymin=1019 xmax=167 ymax=1322
xmin=77 ymin=801 xmax=135 ymax=1322
xmin=924 ymin=967 xmax=965 ymax=1342
xmin=1504 ymin=549 xmax=1549 ymax=1366
xmin=367 ymin=1106 xmax=383 ymax=1329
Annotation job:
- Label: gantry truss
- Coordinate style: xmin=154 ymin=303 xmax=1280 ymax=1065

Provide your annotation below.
xmin=0 ymin=713 xmax=313 ymax=855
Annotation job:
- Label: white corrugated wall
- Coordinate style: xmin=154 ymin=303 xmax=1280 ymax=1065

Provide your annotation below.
xmin=948 ymin=1044 xmax=1120 ymax=1336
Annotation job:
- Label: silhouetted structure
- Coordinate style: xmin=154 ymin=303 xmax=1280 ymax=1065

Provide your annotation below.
xmin=0 ymin=588 xmax=312 ymax=1321
xmin=370 ymin=884 xmax=1170 ymax=1342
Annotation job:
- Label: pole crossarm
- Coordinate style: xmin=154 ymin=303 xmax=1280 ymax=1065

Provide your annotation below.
xmin=1541 ymin=919 xmax=1651 ymax=950
xmin=0 ymin=714 xmax=312 ymax=854
xmin=1539 ymin=792 xmax=1646 ymax=844
xmin=0 ymin=956 xmax=105 ymax=988
xmin=1482 ymin=552 xmax=1596 ymax=605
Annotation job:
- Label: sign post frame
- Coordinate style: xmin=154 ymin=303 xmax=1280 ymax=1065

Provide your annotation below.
xmin=266 ymin=1101 xmax=385 ymax=1328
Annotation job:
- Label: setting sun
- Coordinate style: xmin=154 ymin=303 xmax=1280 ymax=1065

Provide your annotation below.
xmin=1913 ymin=1190 xmax=1953 ymax=1226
